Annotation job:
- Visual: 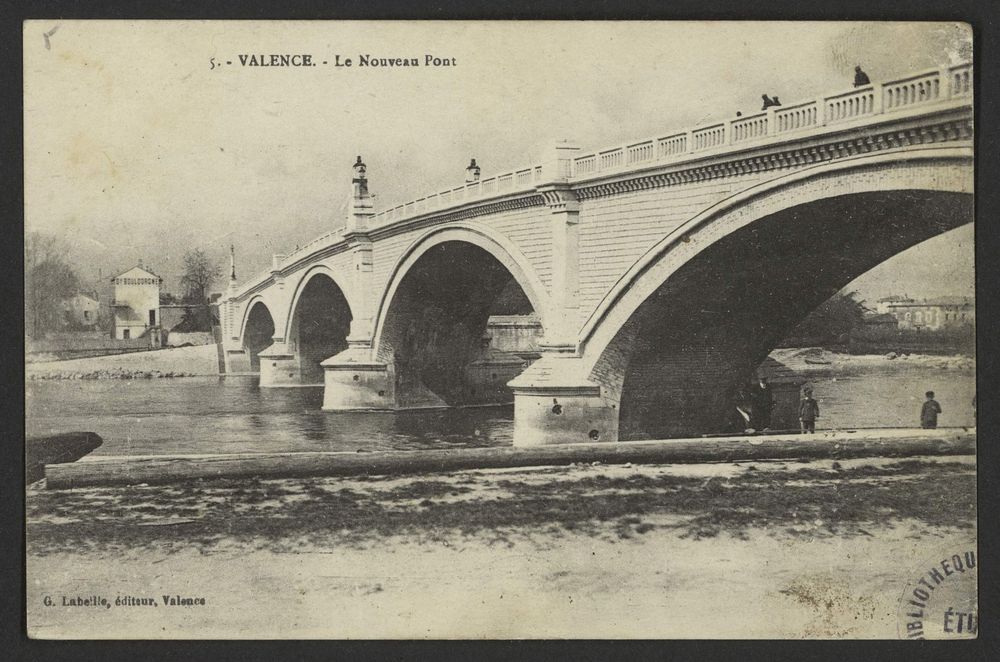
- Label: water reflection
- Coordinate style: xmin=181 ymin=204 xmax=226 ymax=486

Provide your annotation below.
xmin=25 ymin=363 xmax=974 ymax=457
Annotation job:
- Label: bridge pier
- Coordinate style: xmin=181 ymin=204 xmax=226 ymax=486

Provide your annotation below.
xmin=509 ymin=354 xmax=619 ymax=446
xmin=224 ymin=348 xmax=252 ymax=374
xmin=258 ymin=341 xmax=301 ymax=387
xmin=320 ymin=354 xmax=396 ymax=410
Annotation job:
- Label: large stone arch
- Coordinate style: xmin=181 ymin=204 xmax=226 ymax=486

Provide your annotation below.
xmin=370 ymin=223 xmax=551 ymax=407
xmin=282 ymin=264 xmax=358 ymax=340
xmin=580 ymin=147 xmax=973 ymax=439
xmin=240 ymin=298 xmax=276 ymax=373
xmin=283 ymin=266 xmax=354 ymax=383
xmin=238 ymin=296 xmax=271 ymax=343
xmin=371 ymin=223 xmax=551 ymax=359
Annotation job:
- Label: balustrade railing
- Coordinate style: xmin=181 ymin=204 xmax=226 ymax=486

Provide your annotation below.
xmin=774 ymin=101 xmax=818 ymax=133
xmin=825 ymin=86 xmax=877 ymax=124
xmin=627 ymin=140 xmax=655 ymax=164
xmin=657 ymin=133 xmax=687 ymax=158
xmin=240 ymin=61 xmax=970 ymax=292
xmin=883 ymin=70 xmax=941 ymax=111
xmin=358 ymin=159 xmax=543 ymax=232
xmin=950 ymin=62 xmax=972 ymax=97
xmin=731 ymin=112 xmax=768 ymax=143
xmin=599 ymin=148 xmax=624 ymax=170
xmin=573 ymin=154 xmax=598 ymax=175
xmin=692 ymin=123 xmax=726 ymax=151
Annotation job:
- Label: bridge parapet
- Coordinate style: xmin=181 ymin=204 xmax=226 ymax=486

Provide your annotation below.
xmin=568 ymin=61 xmax=972 ymax=180
xmin=372 ymin=164 xmax=545 ymax=226
xmin=225 ymin=60 xmax=972 ymax=311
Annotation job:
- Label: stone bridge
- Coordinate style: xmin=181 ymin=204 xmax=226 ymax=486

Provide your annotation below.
xmin=220 ymin=62 xmax=974 ymax=446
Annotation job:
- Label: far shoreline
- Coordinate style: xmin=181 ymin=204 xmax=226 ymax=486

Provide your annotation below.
xmin=25 ymin=345 xmax=976 ymax=382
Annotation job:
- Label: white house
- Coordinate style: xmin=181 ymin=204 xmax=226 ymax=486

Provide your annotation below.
xmin=110 ymin=264 xmax=162 ymax=340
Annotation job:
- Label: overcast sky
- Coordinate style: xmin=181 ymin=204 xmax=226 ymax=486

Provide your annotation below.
xmin=23 ymin=21 xmax=973 ymax=302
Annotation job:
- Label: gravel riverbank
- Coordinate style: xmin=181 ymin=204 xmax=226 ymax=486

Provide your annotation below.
xmin=26 ymin=343 xmax=220 ymax=380
xmin=27 ymin=455 xmax=976 ymax=638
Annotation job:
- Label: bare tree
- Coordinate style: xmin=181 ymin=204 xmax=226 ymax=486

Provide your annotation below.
xmin=179 ymin=249 xmax=222 ymax=305
xmin=25 ymin=232 xmax=80 ymax=338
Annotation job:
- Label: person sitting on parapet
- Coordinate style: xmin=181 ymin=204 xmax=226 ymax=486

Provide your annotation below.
xmin=799 ymin=387 xmax=819 ymax=434
xmin=761 ymin=94 xmax=781 ymax=111
xmin=853 ymin=65 xmax=871 ymax=87
xmin=921 ymin=391 xmax=942 ymax=429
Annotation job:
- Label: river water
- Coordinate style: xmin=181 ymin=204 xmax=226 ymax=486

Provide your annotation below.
xmin=26 ymin=361 xmax=976 ymax=457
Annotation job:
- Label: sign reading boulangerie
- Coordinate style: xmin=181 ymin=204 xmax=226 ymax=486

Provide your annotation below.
xmin=24 ymin=21 xmax=976 ymax=639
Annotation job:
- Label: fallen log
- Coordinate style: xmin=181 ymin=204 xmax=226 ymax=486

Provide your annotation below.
xmin=26 ymin=432 xmax=103 ymax=484
xmin=43 ymin=428 xmax=974 ymax=489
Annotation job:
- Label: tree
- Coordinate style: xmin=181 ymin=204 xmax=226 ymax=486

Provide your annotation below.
xmin=25 ymin=232 xmax=80 ymax=337
xmin=179 ymin=249 xmax=222 ymax=305
xmin=789 ymin=290 xmax=870 ymax=343
xmin=174 ymin=305 xmax=213 ymax=332
xmin=159 ymin=292 xmax=179 ymax=305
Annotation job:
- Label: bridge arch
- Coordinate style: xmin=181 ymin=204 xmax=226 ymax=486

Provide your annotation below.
xmin=371 ymin=223 xmax=550 ymax=407
xmin=283 ymin=264 xmax=358 ymax=341
xmin=284 ymin=266 xmax=354 ymax=383
xmin=240 ymin=297 xmax=276 ymax=373
xmin=580 ymin=147 xmax=973 ymax=439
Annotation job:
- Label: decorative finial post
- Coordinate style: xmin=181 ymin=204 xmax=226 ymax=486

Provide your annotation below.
xmin=347 ymin=155 xmax=375 ymax=233
xmin=229 ymin=244 xmax=236 ymax=281
xmin=352 ymin=155 xmax=368 ymax=198
xmin=465 ymin=158 xmax=481 ymax=183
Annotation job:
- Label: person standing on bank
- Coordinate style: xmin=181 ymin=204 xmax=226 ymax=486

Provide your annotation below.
xmin=799 ymin=387 xmax=819 ymax=434
xmin=921 ymin=391 xmax=943 ymax=429
xmin=753 ymin=376 xmax=775 ymax=431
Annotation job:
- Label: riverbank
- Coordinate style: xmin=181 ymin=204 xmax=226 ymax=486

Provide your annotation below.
xmin=26 ymin=455 xmax=976 ymax=638
xmin=26 ymin=343 xmax=220 ymax=380
xmin=768 ymin=347 xmax=975 ymax=375
xmin=25 ymin=346 xmax=975 ymax=382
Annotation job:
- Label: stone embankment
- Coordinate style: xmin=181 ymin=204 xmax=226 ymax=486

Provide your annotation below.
xmin=28 ymin=368 xmax=200 ymax=381
xmin=26 ymin=343 xmax=220 ymax=380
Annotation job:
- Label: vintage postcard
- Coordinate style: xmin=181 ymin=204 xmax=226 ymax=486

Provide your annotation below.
xmin=25 ymin=21 xmax=976 ymax=639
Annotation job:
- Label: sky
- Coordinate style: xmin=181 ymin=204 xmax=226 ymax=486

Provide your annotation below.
xmin=23 ymin=21 xmax=974 ymax=302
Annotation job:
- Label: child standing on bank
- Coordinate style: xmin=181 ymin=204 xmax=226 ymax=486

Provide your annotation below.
xmin=921 ymin=391 xmax=942 ymax=429
xmin=799 ymin=386 xmax=820 ymax=433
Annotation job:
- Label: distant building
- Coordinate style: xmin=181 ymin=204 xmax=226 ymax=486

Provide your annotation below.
xmin=60 ymin=293 xmax=100 ymax=329
xmin=874 ymin=295 xmax=914 ymax=315
xmin=110 ymin=264 xmax=162 ymax=340
xmin=877 ymin=295 xmax=974 ymax=330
